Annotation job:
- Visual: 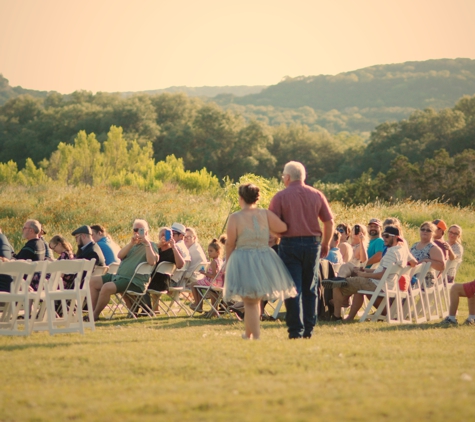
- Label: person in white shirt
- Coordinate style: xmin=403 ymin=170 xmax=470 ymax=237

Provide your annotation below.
xmin=330 ymin=225 xmax=409 ymax=321
xmin=170 ymin=222 xmax=191 ymax=286
xmin=184 ymin=227 xmax=207 ymax=284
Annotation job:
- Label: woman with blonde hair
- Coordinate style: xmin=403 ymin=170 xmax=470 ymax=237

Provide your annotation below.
xmin=446 ymin=224 xmax=464 ymax=283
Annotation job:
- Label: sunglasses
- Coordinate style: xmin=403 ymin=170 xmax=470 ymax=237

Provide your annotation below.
xmin=448 ymin=231 xmax=460 ymax=236
xmin=382 ymin=234 xmax=395 ymax=239
xmin=336 ymin=228 xmax=345 ymax=234
xmin=420 ymin=228 xmax=432 ymax=233
xmin=49 ymin=244 xmax=57 ymax=249
xmin=133 ymin=228 xmax=145 ymax=233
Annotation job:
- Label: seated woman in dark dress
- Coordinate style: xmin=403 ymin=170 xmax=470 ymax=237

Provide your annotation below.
xmin=147 ymin=227 xmax=185 ymax=312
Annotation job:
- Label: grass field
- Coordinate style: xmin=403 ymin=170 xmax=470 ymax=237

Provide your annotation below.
xmin=1 ymin=315 xmax=474 ymax=421
xmin=0 ymin=184 xmax=474 ymax=421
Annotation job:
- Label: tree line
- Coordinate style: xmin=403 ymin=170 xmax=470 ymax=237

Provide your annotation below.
xmin=0 ymin=83 xmax=475 ymax=206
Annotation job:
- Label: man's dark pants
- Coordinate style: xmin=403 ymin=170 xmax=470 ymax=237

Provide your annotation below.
xmin=279 ymin=236 xmax=321 ymax=338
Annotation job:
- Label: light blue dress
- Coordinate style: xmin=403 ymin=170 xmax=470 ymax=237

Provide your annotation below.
xmin=224 ymin=209 xmax=297 ymax=301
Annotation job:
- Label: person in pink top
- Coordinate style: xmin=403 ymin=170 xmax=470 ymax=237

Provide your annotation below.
xmin=190 ymin=237 xmax=226 ymax=312
xmin=269 ymin=161 xmax=334 ymax=339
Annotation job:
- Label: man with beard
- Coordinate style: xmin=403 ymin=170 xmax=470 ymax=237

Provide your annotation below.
xmin=72 ymin=225 xmax=105 ymax=267
xmin=366 ymin=218 xmax=384 ymax=267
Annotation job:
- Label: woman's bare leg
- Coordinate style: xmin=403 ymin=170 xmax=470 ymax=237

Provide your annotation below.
xmin=243 ymin=297 xmax=261 ymax=339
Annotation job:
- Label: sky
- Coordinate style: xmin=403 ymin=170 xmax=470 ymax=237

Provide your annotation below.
xmin=1 ymin=0 xmax=475 ymax=94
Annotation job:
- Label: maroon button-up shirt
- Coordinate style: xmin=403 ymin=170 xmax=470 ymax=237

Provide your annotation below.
xmin=269 ymin=180 xmax=333 ymax=237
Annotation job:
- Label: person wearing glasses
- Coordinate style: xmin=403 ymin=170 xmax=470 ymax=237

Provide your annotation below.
xmin=329 ymin=226 xmax=410 ymax=321
xmin=89 ymin=219 xmax=159 ymax=321
xmin=336 ymin=223 xmax=353 ymax=263
xmin=0 ymin=219 xmax=46 ymax=291
xmin=71 ymin=225 xmax=106 ymax=267
xmin=410 ymin=221 xmax=446 ymax=288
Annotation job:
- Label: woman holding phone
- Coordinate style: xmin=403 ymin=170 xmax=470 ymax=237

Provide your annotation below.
xmin=349 ymin=223 xmax=369 ymax=266
xmin=146 ymin=227 xmax=185 ymax=312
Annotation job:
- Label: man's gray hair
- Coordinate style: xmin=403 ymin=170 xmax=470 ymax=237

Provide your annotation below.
xmin=283 ymin=161 xmax=306 ymax=181
xmin=133 ymin=219 xmax=150 ymax=231
xmin=26 ymin=219 xmax=41 ymax=234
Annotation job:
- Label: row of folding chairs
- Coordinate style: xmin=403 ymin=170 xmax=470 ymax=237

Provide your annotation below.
xmin=357 ymin=259 xmax=457 ymax=324
xmin=0 ymin=258 xmax=96 ymax=336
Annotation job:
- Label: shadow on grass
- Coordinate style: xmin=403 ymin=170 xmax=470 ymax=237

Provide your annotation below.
xmin=0 ymin=342 xmax=75 ymax=352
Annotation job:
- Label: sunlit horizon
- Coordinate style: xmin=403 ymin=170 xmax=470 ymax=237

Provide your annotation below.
xmin=1 ymin=0 xmax=475 ymax=94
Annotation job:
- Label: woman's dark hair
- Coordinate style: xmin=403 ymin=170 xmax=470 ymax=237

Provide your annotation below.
xmin=91 ymin=224 xmax=107 ymax=236
xmin=238 ymin=183 xmax=260 ymax=204
xmin=209 ymin=237 xmax=225 ymax=257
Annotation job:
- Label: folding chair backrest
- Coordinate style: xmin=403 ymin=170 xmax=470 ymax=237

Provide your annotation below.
xmin=154 ymin=261 xmax=176 ymax=277
xmin=0 ymin=260 xmax=47 ymax=335
xmin=93 ymin=265 xmax=109 ymax=276
xmin=46 ymin=259 xmax=89 ymax=292
xmin=0 ymin=260 xmax=38 ymax=294
xmin=107 ymin=262 xmax=120 ymax=275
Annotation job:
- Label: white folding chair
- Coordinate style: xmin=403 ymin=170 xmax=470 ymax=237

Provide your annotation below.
xmin=0 ymin=260 xmax=47 ymax=336
xmin=107 ymin=262 xmax=120 ymax=275
xmin=93 ymin=265 xmax=109 ymax=276
xmin=395 ymin=264 xmax=426 ymax=324
xmin=358 ymin=263 xmax=409 ymax=323
xmin=421 ymin=270 xmax=441 ymax=321
xmin=405 ymin=262 xmax=431 ymax=323
xmin=108 ymin=262 xmax=154 ymax=319
xmin=435 ymin=260 xmax=458 ymax=318
xmin=37 ymin=259 xmax=95 ymax=335
xmin=191 ymin=263 xmax=229 ymax=318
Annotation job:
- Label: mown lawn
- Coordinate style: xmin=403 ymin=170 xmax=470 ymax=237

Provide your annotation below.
xmin=1 ymin=313 xmax=474 ymax=422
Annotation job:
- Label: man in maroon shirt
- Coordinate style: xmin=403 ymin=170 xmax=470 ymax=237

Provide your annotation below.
xmin=269 ymin=161 xmax=334 ymax=339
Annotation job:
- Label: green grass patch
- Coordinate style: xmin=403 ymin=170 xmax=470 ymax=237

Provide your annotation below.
xmin=0 ymin=316 xmax=474 ymax=421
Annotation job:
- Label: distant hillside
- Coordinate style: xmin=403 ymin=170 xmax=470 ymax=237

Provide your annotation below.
xmin=225 ymin=58 xmax=475 ymax=110
xmin=0 ymin=75 xmax=49 ymax=105
xmin=121 ymin=85 xmax=267 ymax=98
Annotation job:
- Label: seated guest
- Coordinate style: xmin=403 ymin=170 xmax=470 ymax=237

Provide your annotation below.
xmin=410 ymin=221 xmax=445 ymax=287
xmin=190 ymin=237 xmax=226 ymax=312
xmin=0 ymin=219 xmax=46 ymax=291
xmin=329 ymin=226 xmax=409 ymax=321
xmin=91 ymin=224 xmax=121 ymax=265
xmin=349 ymin=223 xmax=368 ymax=266
xmin=432 ymin=219 xmax=450 ymax=260
xmin=446 ymin=224 xmax=464 ymax=283
xmin=366 ymin=218 xmax=384 ymax=267
xmin=184 ymin=227 xmax=207 ymax=284
xmin=441 ymin=280 xmax=475 ymax=326
xmin=170 ymin=222 xmax=191 ymax=286
xmin=89 ymin=219 xmax=159 ymax=321
xmin=49 ymin=235 xmax=76 ymax=288
xmin=325 ymin=231 xmax=343 ymax=265
xmin=336 ymin=223 xmax=353 ymax=263
xmin=146 ymin=227 xmax=185 ymax=312
xmin=72 ymin=225 xmax=106 ymax=267
xmin=0 ymin=227 xmax=14 ymax=292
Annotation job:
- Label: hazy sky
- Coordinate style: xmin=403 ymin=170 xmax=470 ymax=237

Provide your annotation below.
xmin=1 ymin=0 xmax=474 ymax=93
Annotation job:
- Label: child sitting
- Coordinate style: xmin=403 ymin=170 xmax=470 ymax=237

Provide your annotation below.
xmin=190 ymin=237 xmax=225 ymax=312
